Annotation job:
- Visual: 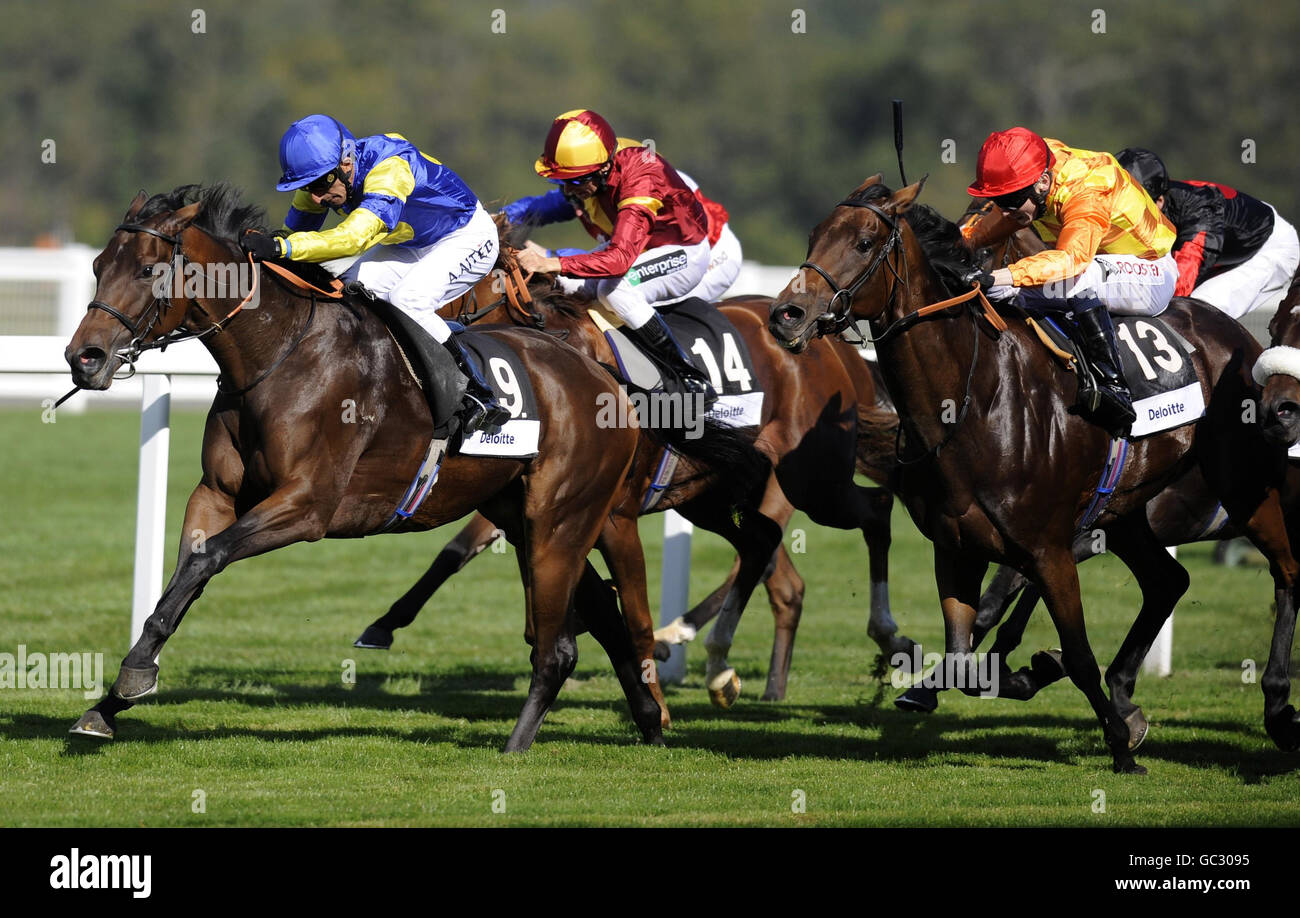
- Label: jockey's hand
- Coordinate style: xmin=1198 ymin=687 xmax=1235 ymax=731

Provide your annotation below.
xmin=516 ymin=247 xmax=561 ymax=274
xmin=240 ymin=231 xmax=280 ymax=262
xmin=522 ymin=240 xmax=549 ymax=258
xmin=962 ymin=268 xmax=996 ymax=290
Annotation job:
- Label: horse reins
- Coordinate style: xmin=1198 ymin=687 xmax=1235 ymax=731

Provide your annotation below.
xmin=801 ymin=197 xmax=1008 ymax=465
xmin=455 ymin=261 xmax=541 ymax=328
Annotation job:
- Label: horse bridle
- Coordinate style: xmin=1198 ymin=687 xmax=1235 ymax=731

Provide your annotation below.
xmin=84 ymin=221 xmax=283 ymax=390
xmin=86 ymin=222 xmax=201 ymax=375
xmin=798 ymin=198 xmax=905 ymax=337
xmin=801 ymin=195 xmax=1009 ymax=465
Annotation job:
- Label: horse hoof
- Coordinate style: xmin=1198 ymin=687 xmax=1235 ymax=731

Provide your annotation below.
xmin=895 ymin=685 xmax=939 ymax=713
xmin=888 ymin=634 xmax=921 ymax=670
xmin=1114 ymin=757 xmax=1147 ymax=776
xmin=353 ymin=625 xmax=394 ymax=650
xmin=111 ymin=665 xmax=158 ymax=701
xmin=1030 ymin=649 xmax=1067 ymax=684
xmin=708 ymin=669 xmax=741 ymax=708
xmin=760 ymin=688 xmax=786 ymax=702
xmin=1124 ymin=708 xmax=1149 ymax=751
xmin=69 ymin=710 xmax=115 ymax=739
xmin=1265 ymin=705 xmax=1300 ymax=752
xmin=652 ymin=640 xmax=671 ymax=662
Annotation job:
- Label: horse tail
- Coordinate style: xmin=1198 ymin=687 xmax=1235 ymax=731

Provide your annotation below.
xmin=855 ymin=404 xmax=899 ymax=486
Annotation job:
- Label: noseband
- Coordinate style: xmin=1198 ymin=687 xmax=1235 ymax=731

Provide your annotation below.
xmin=798 ymin=199 xmax=904 ymax=336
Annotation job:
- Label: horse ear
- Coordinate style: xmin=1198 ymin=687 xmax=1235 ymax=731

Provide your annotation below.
xmin=888 ymin=174 xmax=929 ymax=214
xmin=123 ymin=190 xmax=148 ymax=221
xmin=160 ymin=201 xmax=204 ymax=235
xmin=850 ymin=173 xmax=884 ymax=196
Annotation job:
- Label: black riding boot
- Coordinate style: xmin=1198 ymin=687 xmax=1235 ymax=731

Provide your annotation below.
xmin=442 ymin=333 xmax=512 ymax=436
xmin=626 ymin=313 xmax=717 ymax=405
xmin=1073 ymin=302 xmax=1136 ymax=436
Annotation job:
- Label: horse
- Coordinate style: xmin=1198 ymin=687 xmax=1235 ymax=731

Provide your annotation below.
xmin=353 ymin=228 xmax=911 ymax=707
xmin=62 ymin=183 xmax=708 ymax=752
xmin=769 ymin=174 xmax=1300 ymax=772
xmin=898 ymin=209 xmax=1300 ymax=750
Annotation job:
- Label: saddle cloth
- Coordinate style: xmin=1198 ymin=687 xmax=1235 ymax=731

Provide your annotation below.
xmin=1030 ymin=312 xmax=1204 ymax=438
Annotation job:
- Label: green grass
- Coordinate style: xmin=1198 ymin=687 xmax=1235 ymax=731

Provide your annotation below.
xmin=1 ymin=406 xmax=1298 ymax=826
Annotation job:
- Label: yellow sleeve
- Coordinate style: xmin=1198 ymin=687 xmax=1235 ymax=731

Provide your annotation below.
xmin=283 ymin=209 xmax=389 ymax=262
xmin=1008 ymin=192 xmax=1109 ymax=286
xmin=282 ymin=156 xmax=416 ymax=262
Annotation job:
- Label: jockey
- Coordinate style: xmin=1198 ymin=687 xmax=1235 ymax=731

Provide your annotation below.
xmin=1116 ymin=148 xmax=1300 ymax=319
xmin=965 ymin=127 xmax=1179 ymax=435
xmin=510 ymin=109 xmax=715 ymax=397
xmin=241 ymin=114 xmax=510 ymax=435
xmin=504 ymin=167 xmax=743 ymax=303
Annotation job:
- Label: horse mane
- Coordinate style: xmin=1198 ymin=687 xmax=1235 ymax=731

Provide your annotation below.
xmin=844 ymin=182 xmax=978 ymax=298
xmin=490 ymin=213 xmax=589 ymax=321
xmin=137 ymin=183 xmax=340 ymax=290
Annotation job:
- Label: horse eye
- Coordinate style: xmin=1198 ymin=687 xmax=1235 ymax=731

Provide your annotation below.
xmin=856 ymin=238 xmax=873 ymax=253
xmin=140 ymin=264 xmax=157 ymax=278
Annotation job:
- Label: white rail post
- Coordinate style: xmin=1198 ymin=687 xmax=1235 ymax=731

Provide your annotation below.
xmin=658 ymin=510 xmax=693 ymax=684
xmin=131 ymin=373 xmax=171 ymax=653
xmin=1141 ymin=546 xmax=1175 ymax=676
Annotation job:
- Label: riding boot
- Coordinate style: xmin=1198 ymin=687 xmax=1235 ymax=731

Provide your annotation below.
xmin=626 ymin=312 xmax=717 ymax=406
xmin=1072 ymin=301 xmax=1136 ymax=436
xmin=442 ymin=333 xmax=512 ymax=436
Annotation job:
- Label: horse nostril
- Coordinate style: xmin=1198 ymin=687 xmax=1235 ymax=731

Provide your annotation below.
xmin=778 ymin=304 xmax=804 ymax=325
xmin=1277 ymin=401 xmax=1300 ymax=420
xmin=77 ymin=347 xmax=106 ymax=370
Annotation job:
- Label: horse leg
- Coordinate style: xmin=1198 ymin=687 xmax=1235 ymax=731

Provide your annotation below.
xmin=354 ymin=513 xmax=499 ymax=649
xmin=596 ymin=514 xmax=671 ymax=730
xmin=653 ymin=559 xmax=736 ymax=651
xmin=896 ymin=564 xmax=1042 ymax=713
xmin=503 ymin=548 xmax=583 ymax=753
xmin=1025 ymin=546 xmax=1143 ymax=774
xmin=72 ymin=480 xmax=331 ymax=737
xmin=1237 ymin=498 xmax=1300 ymax=750
xmin=696 ymin=504 xmax=785 ymax=709
xmin=761 ymin=543 xmax=805 ymax=701
xmin=572 ymin=561 xmax=664 ymax=745
xmin=861 ymin=486 xmax=915 ymax=663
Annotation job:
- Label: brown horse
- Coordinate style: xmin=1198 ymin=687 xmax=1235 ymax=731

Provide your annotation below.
xmin=769 ymin=175 xmax=1300 ymax=772
xmin=62 ymin=183 xmax=678 ymax=752
xmin=354 ymin=234 xmax=909 ymax=706
xmin=901 ymin=210 xmax=1300 ymax=754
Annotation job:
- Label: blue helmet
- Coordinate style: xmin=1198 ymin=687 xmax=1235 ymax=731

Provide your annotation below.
xmin=276 ymin=115 xmax=358 ymax=191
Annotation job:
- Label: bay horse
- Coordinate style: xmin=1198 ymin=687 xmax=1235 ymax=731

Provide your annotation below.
xmin=354 ymin=232 xmax=910 ymax=706
xmin=900 ymin=208 xmax=1300 ymax=755
xmin=769 ymin=175 xmax=1300 ymax=772
xmin=63 ymin=183 xmax=688 ymax=752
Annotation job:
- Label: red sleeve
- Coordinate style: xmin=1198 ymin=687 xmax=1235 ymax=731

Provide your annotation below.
xmin=558 ymin=206 xmax=655 ymax=278
xmin=1173 ymin=231 xmax=1208 ymax=297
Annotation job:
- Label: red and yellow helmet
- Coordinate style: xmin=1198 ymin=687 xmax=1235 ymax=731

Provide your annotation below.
xmin=534 ymin=109 xmax=617 ymax=180
xmin=967 ymin=127 xmax=1054 ymax=197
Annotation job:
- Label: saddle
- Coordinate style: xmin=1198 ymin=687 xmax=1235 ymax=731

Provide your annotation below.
xmin=261 ymin=258 xmax=467 ymax=441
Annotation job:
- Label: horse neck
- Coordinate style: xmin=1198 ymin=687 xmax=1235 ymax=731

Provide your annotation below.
xmin=875 ymin=236 xmax=986 ymax=442
xmin=192 ymin=263 xmax=313 ymax=393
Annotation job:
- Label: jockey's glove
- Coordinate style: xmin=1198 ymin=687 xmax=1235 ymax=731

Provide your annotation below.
xmin=962 ymin=268 xmax=996 ymax=291
xmin=240 ymin=231 xmax=281 ymax=262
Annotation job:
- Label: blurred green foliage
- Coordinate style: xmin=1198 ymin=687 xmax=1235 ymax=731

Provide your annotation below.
xmin=3 ymin=0 xmax=1298 ymax=263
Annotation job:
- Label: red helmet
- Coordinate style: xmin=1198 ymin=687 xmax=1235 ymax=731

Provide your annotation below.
xmin=534 ymin=109 xmax=617 ymax=180
xmin=968 ymin=128 xmax=1053 ymax=197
